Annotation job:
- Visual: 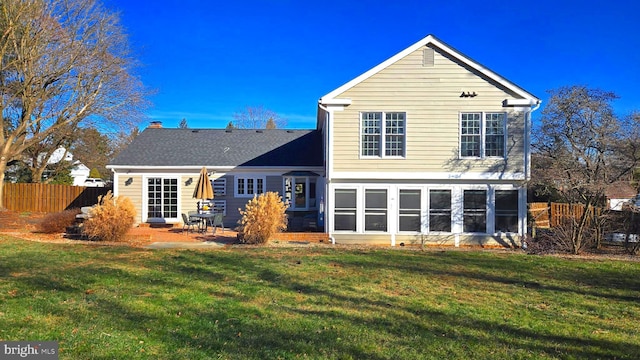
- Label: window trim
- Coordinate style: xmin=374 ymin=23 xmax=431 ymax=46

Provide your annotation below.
xmin=234 ymin=175 xmax=266 ymax=198
xmin=360 ymin=111 xmax=406 ymax=159
xmin=459 ymin=112 xmax=507 ymax=159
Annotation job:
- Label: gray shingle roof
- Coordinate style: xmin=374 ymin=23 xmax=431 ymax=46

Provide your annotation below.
xmin=110 ymin=128 xmax=323 ymax=167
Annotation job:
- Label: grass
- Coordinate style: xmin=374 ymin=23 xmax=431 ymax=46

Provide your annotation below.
xmin=1 ymin=236 xmax=639 ymax=359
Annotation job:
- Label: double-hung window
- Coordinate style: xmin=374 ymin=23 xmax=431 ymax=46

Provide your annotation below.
xmin=460 ymin=112 xmax=506 ymax=158
xmin=365 ymin=189 xmax=387 ymax=231
xmin=463 ymin=190 xmax=487 ymax=233
xmin=429 ymin=189 xmax=452 ymax=232
xmin=495 ymin=190 xmax=518 ymax=233
xmin=334 ymin=189 xmax=357 ymax=231
xmin=399 ymin=189 xmax=421 ymax=232
xmin=235 ymin=176 xmax=265 ymax=197
xmin=361 ymin=112 xmax=405 ymax=157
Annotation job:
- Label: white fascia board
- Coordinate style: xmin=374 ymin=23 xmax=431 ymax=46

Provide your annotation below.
xmin=331 ymin=171 xmax=526 ymax=181
xmin=108 ymin=165 xmax=324 ymax=174
xmin=503 ymin=99 xmax=539 ymax=107
xmin=319 ymin=98 xmax=352 ymax=106
xmin=319 ymin=34 xmax=540 ymax=104
xmin=107 ymin=165 xmax=237 ymax=171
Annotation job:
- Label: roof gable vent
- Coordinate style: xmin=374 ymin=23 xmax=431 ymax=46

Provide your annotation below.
xmin=423 ymin=47 xmax=434 ymax=67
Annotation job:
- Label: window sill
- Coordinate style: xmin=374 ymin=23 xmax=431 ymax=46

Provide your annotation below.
xmin=360 ymin=156 xmax=406 ymax=160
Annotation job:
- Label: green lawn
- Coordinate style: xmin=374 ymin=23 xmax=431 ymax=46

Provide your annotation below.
xmin=1 ymin=236 xmax=639 ymax=359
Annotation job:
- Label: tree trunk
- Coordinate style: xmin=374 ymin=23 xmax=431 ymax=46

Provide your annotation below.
xmin=0 ymin=159 xmax=8 ymax=210
xmin=572 ymin=202 xmax=592 ymax=255
xmin=32 ymin=166 xmax=46 ymax=184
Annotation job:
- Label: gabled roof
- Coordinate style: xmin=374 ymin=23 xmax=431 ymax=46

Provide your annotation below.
xmin=319 ymin=34 xmax=539 ymax=105
xmin=109 ymin=128 xmax=323 ymax=168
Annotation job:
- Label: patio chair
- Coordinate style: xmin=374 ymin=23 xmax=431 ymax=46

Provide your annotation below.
xmin=211 ymin=213 xmax=224 ymax=233
xmin=181 ymin=213 xmax=200 ymax=234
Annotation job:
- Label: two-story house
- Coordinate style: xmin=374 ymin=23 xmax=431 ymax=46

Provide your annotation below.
xmin=108 ymin=34 xmax=539 ymax=247
xmin=317 ymin=34 xmax=539 ymax=247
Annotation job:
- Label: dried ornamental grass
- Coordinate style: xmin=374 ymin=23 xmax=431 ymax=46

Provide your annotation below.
xmin=37 ymin=209 xmax=81 ymax=234
xmin=83 ymin=191 xmax=136 ymax=242
xmin=238 ymin=192 xmax=287 ymax=244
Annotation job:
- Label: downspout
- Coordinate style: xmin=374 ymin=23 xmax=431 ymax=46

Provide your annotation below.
xmin=523 ymin=100 xmax=541 ymax=237
xmin=318 ymin=102 xmax=335 ymax=245
xmin=524 ymin=100 xmax=541 ymax=180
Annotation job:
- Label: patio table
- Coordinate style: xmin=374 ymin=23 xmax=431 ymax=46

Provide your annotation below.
xmin=190 ymin=213 xmax=217 ymax=234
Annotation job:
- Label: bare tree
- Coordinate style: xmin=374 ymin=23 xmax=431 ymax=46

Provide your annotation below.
xmin=232 ymin=105 xmax=286 ymax=129
xmin=0 ymin=0 xmax=148 ymax=207
xmin=531 ymin=86 xmax=640 ymax=253
xmin=179 ymin=118 xmax=188 ymax=129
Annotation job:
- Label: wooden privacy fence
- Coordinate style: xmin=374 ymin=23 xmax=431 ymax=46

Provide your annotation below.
xmin=2 ymin=183 xmax=112 ymax=213
xmin=529 ymin=202 xmax=602 ymax=228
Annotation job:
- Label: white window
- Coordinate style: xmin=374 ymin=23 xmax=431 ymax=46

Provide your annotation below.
xmin=463 ymin=190 xmax=487 ymax=233
xmin=361 ymin=112 xmax=405 ymax=158
xmin=460 ymin=112 xmax=506 ymax=158
xmin=212 ymin=178 xmax=226 ymax=196
xmin=399 ymin=189 xmax=421 ymax=232
xmin=365 ymin=189 xmax=387 ymax=231
xmin=495 ymin=190 xmax=518 ymax=233
xmin=429 ymin=189 xmax=452 ymax=232
xmin=334 ymin=189 xmax=357 ymax=231
xmin=235 ymin=176 xmax=265 ymax=197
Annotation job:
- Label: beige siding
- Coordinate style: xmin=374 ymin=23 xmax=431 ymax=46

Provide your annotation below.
xmin=181 ymin=175 xmax=199 ymax=215
xmin=331 ymin=44 xmax=527 ymax=175
xmin=117 ymin=175 xmax=143 ymax=224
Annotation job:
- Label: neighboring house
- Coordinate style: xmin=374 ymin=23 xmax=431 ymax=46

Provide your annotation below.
xmin=4 ymin=146 xmax=90 ymax=185
xmin=47 ymin=147 xmax=91 ymax=186
xmin=108 ymin=34 xmax=540 ymax=247
xmin=606 ymin=181 xmax=638 ymax=211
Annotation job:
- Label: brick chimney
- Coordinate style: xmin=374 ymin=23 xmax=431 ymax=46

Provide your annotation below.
xmin=148 ymin=121 xmax=163 ymax=129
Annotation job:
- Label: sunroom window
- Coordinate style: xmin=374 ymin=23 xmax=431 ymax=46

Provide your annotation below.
xmin=365 ymin=189 xmax=387 ymax=231
xmin=334 ymin=189 xmax=356 ymax=231
xmin=463 ymin=190 xmax=487 ymax=233
xmin=399 ymin=189 xmax=421 ymax=232
xmin=429 ymin=189 xmax=451 ymax=232
xmin=495 ymin=190 xmax=518 ymax=232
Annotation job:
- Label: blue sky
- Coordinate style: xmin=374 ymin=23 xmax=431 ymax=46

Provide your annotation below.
xmin=105 ymin=0 xmax=640 ymax=129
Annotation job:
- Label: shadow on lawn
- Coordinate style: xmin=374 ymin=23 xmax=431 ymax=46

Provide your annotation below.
xmin=336 ymin=250 xmax=640 ymax=303
xmin=2 ymin=244 xmax=639 ymax=359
